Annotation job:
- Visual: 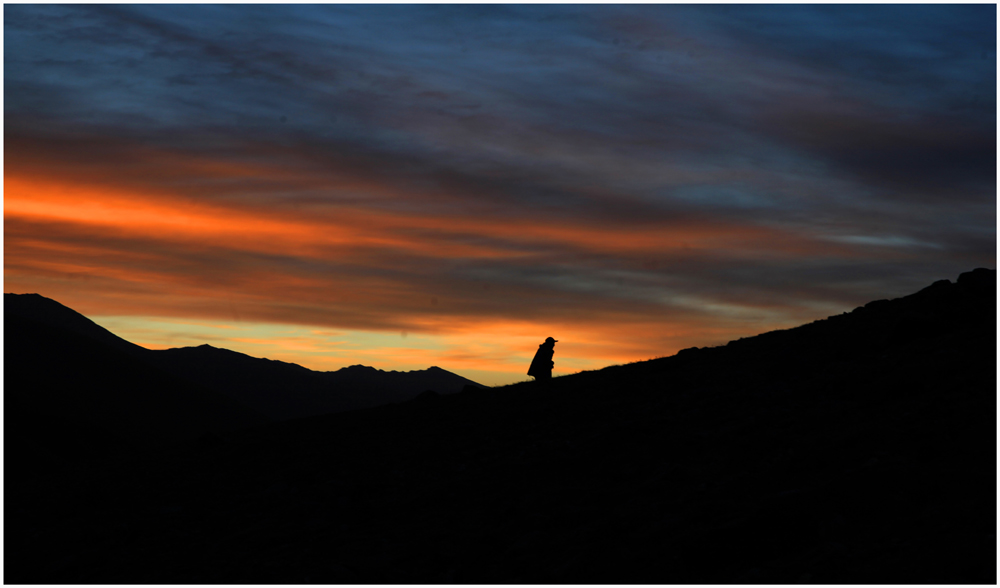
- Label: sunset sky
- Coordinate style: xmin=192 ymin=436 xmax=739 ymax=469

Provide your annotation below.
xmin=5 ymin=4 xmax=996 ymax=386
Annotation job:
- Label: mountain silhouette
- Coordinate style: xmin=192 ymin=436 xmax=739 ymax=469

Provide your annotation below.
xmin=5 ymin=297 xmax=270 ymax=454
xmin=5 ymin=292 xmax=148 ymax=356
xmin=7 ymin=269 xmax=995 ymax=584
xmin=147 ymin=345 xmax=485 ymax=419
xmin=5 ymin=293 xmax=486 ymax=429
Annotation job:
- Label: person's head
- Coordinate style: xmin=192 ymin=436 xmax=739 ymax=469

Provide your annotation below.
xmin=545 ymin=336 xmax=557 ymax=345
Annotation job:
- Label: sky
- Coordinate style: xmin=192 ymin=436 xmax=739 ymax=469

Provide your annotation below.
xmin=4 ymin=4 xmax=996 ymax=386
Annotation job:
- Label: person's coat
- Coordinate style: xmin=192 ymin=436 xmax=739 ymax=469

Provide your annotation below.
xmin=527 ymin=338 xmax=556 ymax=380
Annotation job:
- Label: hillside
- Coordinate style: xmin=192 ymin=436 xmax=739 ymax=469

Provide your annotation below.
xmin=147 ymin=346 xmax=484 ymax=419
xmin=5 ymin=309 xmax=272 ymax=452
xmin=6 ymin=269 xmax=995 ymax=584
xmin=4 ymin=293 xmax=486 ymax=430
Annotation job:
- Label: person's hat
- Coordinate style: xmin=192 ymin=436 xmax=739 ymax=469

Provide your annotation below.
xmin=545 ymin=337 xmax=558 ymax=343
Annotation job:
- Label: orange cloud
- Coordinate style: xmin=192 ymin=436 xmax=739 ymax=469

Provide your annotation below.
xmin=4 ymin=154 xmax=884 ymax=384
xmin=6 ymin=167 xmax=871 ymax=274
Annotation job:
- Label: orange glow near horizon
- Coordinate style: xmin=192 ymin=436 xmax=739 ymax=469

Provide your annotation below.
xmin=83 ymin=312 xmax=761 ymax=387
xmin=4 ymin=168 xmax=863 ymax=385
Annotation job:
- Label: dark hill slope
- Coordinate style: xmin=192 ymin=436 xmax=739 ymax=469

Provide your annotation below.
xmin=148 ymin=346 xmax=484 ymax=419
xmin=7 ymin=269 xmax=995 ymax=584
xmin=4 ymin=313 xmax=272 ymax=454
xmin=5 ymin=293 xmax=485 ymax=421
xmin=146 ymin=344 xmax=334 ymax=420
xmin=556 ymin=265 xmax=995 ymax=394
xmin=5 ymin=293 xmax=148 ymax=356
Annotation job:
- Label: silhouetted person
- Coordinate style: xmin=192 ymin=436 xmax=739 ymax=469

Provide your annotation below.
xmin=528 ymin=337 xmax=557 ymax=381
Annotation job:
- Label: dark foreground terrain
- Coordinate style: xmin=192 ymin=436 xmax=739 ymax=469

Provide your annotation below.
xmin=5 ymin=291 xmax=485 ymax=450
xmin=6 ymin=269 xmax=996 ymax=584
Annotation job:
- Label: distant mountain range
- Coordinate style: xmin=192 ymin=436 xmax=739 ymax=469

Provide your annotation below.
xmin=5 ymin=293 xmax=485 ymax=448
